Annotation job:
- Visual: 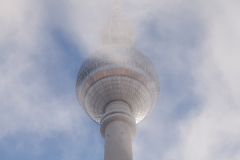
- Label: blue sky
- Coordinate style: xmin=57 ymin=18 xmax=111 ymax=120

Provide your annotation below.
xmin=1 ymin=0 xmax=240 ymax=160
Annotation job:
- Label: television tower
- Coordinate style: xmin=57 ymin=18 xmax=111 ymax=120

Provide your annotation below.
xmin=76 ymin=1 xmax=160 ymax=160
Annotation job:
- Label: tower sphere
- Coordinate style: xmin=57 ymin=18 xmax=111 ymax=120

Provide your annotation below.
xmin=76 ymin=5 xmax=160 ymax=124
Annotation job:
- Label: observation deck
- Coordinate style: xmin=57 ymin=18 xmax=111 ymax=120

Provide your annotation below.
xmin=76 ymin=45 xmax=160 ymax=123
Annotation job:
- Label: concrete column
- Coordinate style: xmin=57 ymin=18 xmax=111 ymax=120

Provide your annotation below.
xmin=100 ymin=101 xmax=136 ymax=160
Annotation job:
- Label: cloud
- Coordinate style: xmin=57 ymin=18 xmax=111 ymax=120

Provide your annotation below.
xmin=0 ymin=0 xmax=239 ymax=159
xmin=0 ymin=0 xmax=87 ymax=141
xmin=176 ymin=1 xmax=240 ymax=160
xmin=134 ymin=1 xmax=240 ymax=160
xmin=0 ymin=0 xmax=105 ymax=158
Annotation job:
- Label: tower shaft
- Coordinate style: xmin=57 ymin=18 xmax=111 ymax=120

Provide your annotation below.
xmin=100 ymin=101 xmax=136 ymax=160
xmin=104 ymin=120 xmax=133 ymax=160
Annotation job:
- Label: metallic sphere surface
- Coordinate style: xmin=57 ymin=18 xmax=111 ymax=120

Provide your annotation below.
xmin=76 ymin=45 xmax=160 ymax=124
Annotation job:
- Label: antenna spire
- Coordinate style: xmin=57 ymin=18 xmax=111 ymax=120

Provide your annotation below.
xmin=114 ymin=0 xmax=121 ymax=5
xmin=111 ymin=0 xmax=122 ymax=17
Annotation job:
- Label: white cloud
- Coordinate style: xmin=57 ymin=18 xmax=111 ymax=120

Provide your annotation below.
xmin=176 ymin=1 xmax=240 ymax=159
xmin=129 ymin=0 xmax=240 ymax=160
xmin=0 ymin=0 xmax=86 ymax=140
xmin=0 ymin=0 xmax=239 ymax=159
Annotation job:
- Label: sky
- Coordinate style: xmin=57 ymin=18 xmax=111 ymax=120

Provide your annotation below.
xmin=0 ymin=0 xmax=240 ymax=160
